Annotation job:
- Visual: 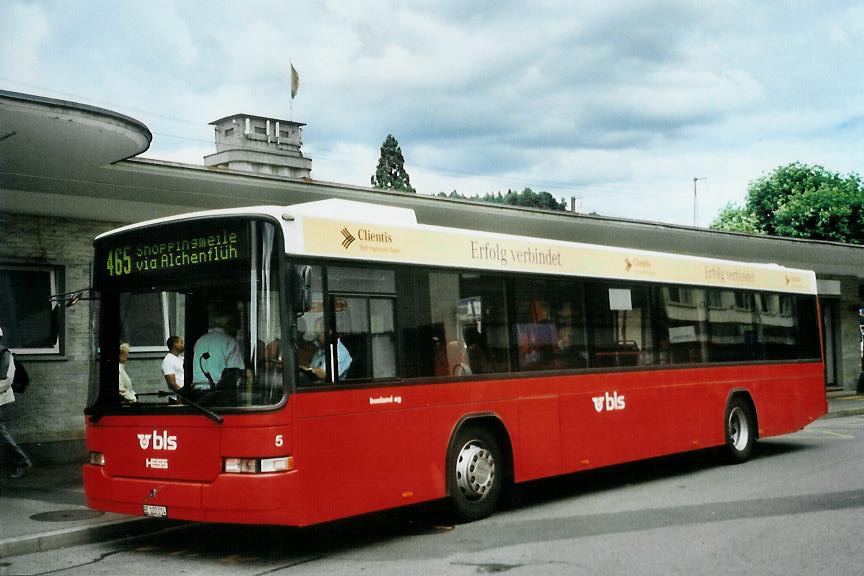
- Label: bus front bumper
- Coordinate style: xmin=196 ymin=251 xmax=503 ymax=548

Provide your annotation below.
xmin=83 ymin=464 xmax=309 ymax=526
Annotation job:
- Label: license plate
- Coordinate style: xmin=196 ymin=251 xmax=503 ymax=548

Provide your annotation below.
xmin=143 ymin=505 xmax=167 ymax=518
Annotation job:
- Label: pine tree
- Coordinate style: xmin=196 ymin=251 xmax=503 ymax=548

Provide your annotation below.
xmin=371 ymin=134 xmax=416 ymax=193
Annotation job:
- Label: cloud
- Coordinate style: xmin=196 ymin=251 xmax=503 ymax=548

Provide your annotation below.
xmin=0 ymin=2 xmax=50 ymax=83
xmin=830 ymin=5 xmax=864 ymax=46
xmin=2 ymin=0 xmax=862 ymax=227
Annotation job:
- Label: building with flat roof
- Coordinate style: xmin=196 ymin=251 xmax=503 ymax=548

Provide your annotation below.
xmin=1 ymin=89 xmax=862 ymax=444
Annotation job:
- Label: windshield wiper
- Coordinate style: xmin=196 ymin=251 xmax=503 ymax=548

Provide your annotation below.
xmin=135 ymin=391 xmax=224 ymax=424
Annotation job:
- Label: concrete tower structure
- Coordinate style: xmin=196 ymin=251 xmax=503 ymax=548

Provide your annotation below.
xmin=204 ymin=114 xmax=312 ymax=178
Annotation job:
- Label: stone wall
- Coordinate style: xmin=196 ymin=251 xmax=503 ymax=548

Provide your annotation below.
xmin=1 ymin=212 xmax=119 ymax=442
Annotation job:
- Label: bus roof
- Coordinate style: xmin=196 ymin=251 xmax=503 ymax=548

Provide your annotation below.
xmin=97 ymin=199 xmax=817 ymax=295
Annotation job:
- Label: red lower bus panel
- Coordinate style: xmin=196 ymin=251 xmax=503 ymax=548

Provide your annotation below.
xmin=85 ymin=361 xmax=825 ymax=527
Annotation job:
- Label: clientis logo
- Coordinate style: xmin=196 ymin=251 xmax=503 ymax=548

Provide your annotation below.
xmin=340 ymin=228 xmax=356 ymax=249
xmin=339 ymin=227 xmax=393 ymax=250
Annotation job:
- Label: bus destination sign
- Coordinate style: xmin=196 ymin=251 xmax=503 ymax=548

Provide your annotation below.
xmin=97 ymin=220 xmax=248 ymax=286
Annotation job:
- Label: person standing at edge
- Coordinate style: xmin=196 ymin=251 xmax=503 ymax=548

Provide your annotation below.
xmin=0 ymin=326 xmax=33 ymax=479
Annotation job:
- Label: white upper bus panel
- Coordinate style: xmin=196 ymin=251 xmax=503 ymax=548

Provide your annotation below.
xmin=283 ymin=200 xmax=817 ymax=295
xmin=284 ymin=199 xmax=417 ymax=227
xmin=96 ymin=199 xmax=817 ymax=295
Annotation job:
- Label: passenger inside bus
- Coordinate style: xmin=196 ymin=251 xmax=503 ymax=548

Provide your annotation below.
xmin=118 ymin=342 xmax=137 ymax=403
xmin=300 ymin=317 xmax=352 ymax=381
xmin=552 ymin=327 xmax=587 ymax=369
xmin=463 ymin=325 xmax=494 ymax=374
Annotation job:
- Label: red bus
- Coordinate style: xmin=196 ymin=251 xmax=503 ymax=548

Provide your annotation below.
xmin=84 ymin=199 xmax=826 ymax=525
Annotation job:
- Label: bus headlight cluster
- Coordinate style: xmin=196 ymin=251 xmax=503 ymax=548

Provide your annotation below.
xmin=90 ymin=451 xmax=106 ymax=466
xmin=224 ymin=456 xmax=293 ymax=474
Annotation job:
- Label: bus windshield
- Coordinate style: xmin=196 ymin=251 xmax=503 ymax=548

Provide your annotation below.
xmin=91 ymin=217 xmax=285 ymax=411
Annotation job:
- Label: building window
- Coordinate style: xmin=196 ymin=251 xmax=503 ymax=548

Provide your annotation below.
xmin=666 ymin=286 xmax=695 ymax=306
xmin=706 ymin=289 xmax=723 ymax=308
xmin=0 ymin=264 xmax=63 ymax=354
xmin=119 ymin=292 xmax=183 ymax=352
xmin=734 ymin=291 xmax=752 ymax=311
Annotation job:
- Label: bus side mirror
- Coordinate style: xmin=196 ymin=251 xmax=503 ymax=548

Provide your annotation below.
xmin=293 ymin=265 xmax=312 ymax=315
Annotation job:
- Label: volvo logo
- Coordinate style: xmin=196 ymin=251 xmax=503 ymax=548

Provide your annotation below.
xmin=145 ymin=486 xmax=164 ymax=500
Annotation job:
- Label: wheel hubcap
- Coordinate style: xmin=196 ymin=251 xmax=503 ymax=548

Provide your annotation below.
xmin=728 ymin=406 xmax=750 ymax=451
xmin=455 ymin=440 xmax=496 ymax=502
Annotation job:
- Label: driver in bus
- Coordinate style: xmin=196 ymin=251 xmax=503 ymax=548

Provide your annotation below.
xmin=302 ymin=317 xmax=352 ymax=381
xmin=192 ymin=304 xmax=245 ymax=391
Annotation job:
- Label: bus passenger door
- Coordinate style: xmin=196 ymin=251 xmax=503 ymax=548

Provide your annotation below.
xmin=294 ymin=266 xmax=433 ymax=522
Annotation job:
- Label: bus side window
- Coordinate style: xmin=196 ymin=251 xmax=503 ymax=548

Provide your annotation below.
xmin=335 ymin=297 xmax=396 ymax=381
xmin=586 ymin=283 xmax=654 ymax=367
xmin=326 ymin=266 xmax=398 ymax=383
xmin=459 ymin=275 xmax=511 ymax=374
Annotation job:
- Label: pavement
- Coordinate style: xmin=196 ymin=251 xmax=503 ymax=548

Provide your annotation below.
xmin=1 ymin=390 xmax=864 ymax=560
xmin=0 ymin=440 xmax=174 ymax=560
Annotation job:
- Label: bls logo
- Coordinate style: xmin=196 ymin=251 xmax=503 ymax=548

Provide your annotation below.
xmin=592 ymin=391 xmax=626 ymax=413
xmin=137 ymin=430 xmax=178 ymax=451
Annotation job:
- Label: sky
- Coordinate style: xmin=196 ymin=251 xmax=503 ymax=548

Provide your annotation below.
xmin=2 ymin=0 xmax=863 ymax=226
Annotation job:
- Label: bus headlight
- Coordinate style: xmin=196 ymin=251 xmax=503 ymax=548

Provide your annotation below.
xmin=90 ymin=451 xmax=105 ymax=466
xmin=224 ymin=456 xmax=293 ymax=474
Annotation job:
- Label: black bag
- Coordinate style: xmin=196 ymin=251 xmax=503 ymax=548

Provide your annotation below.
xmin=12 ymin=359 xmax=29 ymax=393
xmin=1 ymin=347 xmax=29 ymax=393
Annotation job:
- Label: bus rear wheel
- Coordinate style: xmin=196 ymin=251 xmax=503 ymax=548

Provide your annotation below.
xmin=447 ymin=425 xmax=504 ymax=522
xmin=724 ymin=397 xmax=756 ymax=463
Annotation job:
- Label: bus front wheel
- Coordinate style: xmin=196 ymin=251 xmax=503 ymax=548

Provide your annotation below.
xmin=447 ymin=425 xmax=504 ymax=522
xmin=724 ymin=397 xmax=756 ymax=463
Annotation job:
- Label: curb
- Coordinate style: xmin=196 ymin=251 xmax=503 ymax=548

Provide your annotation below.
xmin=0 ymin=517 xmax=174 ymax=559
xmin=821 ymin=407 xmax=864 ymax=420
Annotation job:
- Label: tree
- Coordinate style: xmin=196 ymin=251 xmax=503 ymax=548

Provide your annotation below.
xmin=371 ymin=134 xmax=415 ymax=193
xmin=709 ymin=163 xmax=864 ymax=244
xmin=498 ymin=188 xmax=568 ymax=211
xmin=711 ymin=203 xmax=759 ymax=234
xmin=436 ymin=187 xmax=568 ymax=212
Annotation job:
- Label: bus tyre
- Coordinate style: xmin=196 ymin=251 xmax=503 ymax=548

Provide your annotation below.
xmin=724 ymin=397 xmax=756 ymax=464
xmin=447 ymin=425 xmax=504 ymax=522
